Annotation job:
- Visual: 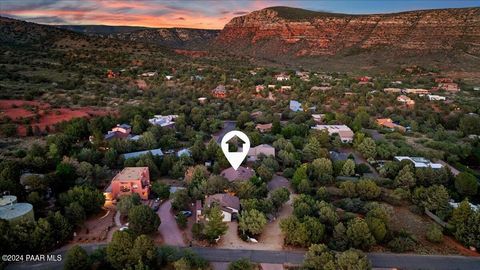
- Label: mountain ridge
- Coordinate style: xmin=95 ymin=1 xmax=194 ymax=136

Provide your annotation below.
xmin=214 ymin=6 xmax=480 ymax=70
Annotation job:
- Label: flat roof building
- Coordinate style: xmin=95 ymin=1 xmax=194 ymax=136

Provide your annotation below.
xmin=394 ymin=156 xmax=443 ymax=169
xmin=0 ymin=195 xmax=34 ymax=225
xmin=107 ymin=167 xmax=151 ymax=200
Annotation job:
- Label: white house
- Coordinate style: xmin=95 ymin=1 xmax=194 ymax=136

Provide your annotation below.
xmin=394 ymin=156 xmax=443 ymax=169
xmin=148 ymin=115 xmax=178 ymax=128
xmin=427 ymin=94 xmax=446 ymax=101
xmin=311 ymin=125 xmax=354 ymax=143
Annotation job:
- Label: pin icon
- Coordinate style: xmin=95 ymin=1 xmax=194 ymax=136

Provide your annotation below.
xmin=221 ymin=130 xmax=250 ymax=170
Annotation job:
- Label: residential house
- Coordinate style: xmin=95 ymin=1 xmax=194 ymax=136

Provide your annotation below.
xmin=0 ymin=195 xmax=34 ymax=225
xmin=212 ymin=85 xmax=227 ymax=98
xmin=221 ymin=166 xmax=255 ymax=182
xmin=122 ymin=148 xmax=164 ymax=160
xmin=311 ymin=85 xmax=332 ymax=91
xmin=140 ymin=72 xmax=157 ymax=77
xmin=198 ymin=97 xmax=207 ymax=104
xmin=177 ymin=148 xmax=191 ymax=157
xmin=267 ymin=84 xmax=276 ymax=89
xmin=204 ymin=193 xmax=240 ymax=222
xmin=438 ymin=82 xmax=460 ymax=92
xmin=149 ymin=115 xmax=178 ymax=128
xmin=435 ymin=78 xmax=453 ymax=83
xmin=312 ymin=114 xmax=324 ymax=124
xmin=289 ymin=100 xmax=303 ymax=112
xmin=280 ymin=85 xmax=292 ymax=92
xmin=376 ymin=118 xmax=406 ymax=132
xmin=106 ymin=167 xmax=151 ymax=201
xmin=255 ymin=85 xmax=265 ymax=93
xmin=250 ymin=111 xmax=263 ymax=119
xmin=106 ymin=69 xmax=118 ymax=78
xmin=275 ymin=73 xmax=290 ymax=81
xmin=397 ymin=95 xmax=415 ymax=106
xmin=246 ymin=144 xmax=275 ymax=162
xmin=404 ymin=88 xmax=430 ymax=95
xmin=427 ymin=94 xmax=446 ymax=101
xmin=311 ymin=125 xmax=354 ymax=143
xmin=358 ymin=76 xmax=373 ymax=86
xmin=384 ymin=88 xmax=402 ymax=93
xmin=329 ymin=151 xmax=349 ymax=162
xmin=104 ymin=124 xmax=132 ymax=141
xmin=255 ymin=123 xmax=272 ymax=133
xmin=394 ymin=156 xmax=443 ymax=169
xmin=165 ymin=75 xmax=174 ymax=80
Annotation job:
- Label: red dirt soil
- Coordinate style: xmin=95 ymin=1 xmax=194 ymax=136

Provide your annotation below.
xmin=0 ymin=99 xmax=112 ymax=136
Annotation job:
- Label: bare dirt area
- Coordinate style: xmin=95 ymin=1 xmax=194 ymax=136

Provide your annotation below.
xmin=389 ymin=205 xmax=477 ymax=256
xmin=0 ymin=99 xmax=113 ymax=136
xmin=71 ymin=208 xmax=115 ymax=243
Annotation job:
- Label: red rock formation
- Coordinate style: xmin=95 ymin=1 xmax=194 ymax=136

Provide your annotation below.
xmin=216 ymin=6 xmax=480 ymax=58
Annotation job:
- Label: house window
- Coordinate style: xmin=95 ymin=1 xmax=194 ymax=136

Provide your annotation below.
xmin=132 ymin=184 xmax=138 ymax=189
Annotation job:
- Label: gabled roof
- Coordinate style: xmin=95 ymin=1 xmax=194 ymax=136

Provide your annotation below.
xmin=205 ymin=193 xmax=240 ymax=212
xmin=220 ymin=166 xmax=255 ymax=182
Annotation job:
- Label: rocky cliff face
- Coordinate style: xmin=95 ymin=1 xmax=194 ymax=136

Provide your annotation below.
xmin=216 ymin=6 xmax=480 ymax=58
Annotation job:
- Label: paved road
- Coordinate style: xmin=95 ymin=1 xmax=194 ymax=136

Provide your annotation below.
xmin=7 ymin=245 xmax=480 ymax=270
xmin=158 ymin=200 xmax=186 ymax=247
xmin=213 ymin=120 xmax=236 ymax=144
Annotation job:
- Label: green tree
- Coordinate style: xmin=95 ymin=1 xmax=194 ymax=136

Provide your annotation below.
xmin=236 ymin=111 xmax=251 ymax=129
xmin=256 ymin=164 xmax=273 ymax=181
xmin=303 ymin=244 xmax=336 ymax=270
xmin=59 ymin=186 xmax=104 ymax=215
xmin=203 ymin=205 xmax=228 ymax=243
xmin=128 ymin=205 xmax=161 ymax=235
xmin=132 ymin=115 xmax=149 ymax=134
xmin=340 ymin=159 xmax=356 ymax=177
xmin=426 ymin=224 xmax=443 ymax=243
xmin=310 ymin=158 xmax=333 ymax=183
xmin=336 ymin=249 xmax=371 ymax=270
xmin=270 ymin=187 xmax=290 ymax=212
xmin=357 ymin=137 xmax=377 ymax=160
xmin=450 ymin=199 xmax=473 ymax=229
xmin=394 ymin=165 xmax=416 ymax=189
xmin=64 ymin=245 xmax=90 ymax=270
xmin=356 ymin=179 xmax=381 ymax=200
xmin=228 ymin=258 xmax=256 ymax=270
xmin=107 ymin=231 xmax=135 ymax=269
xmin=454 ymin=172 xmax=478 ymax=197
xmin=65 ymin=202 xmax=86 ymax=227
xmin=239 ymin=209 xmax=267 ymax=236
xmin=340 ymin=181 xmax=357 ymax=197
xmin=346 ymin=218 xmax=376 ymax=250
xmin=303 ymin=138 xmax=327 ymax=162
xmin=151 ymin=181 xmax=170 ymax=199
xmin=172 ymin=189 xmax=190 ymax=211
xmin=117 ymin=193 xmax=141 ymax=216
xmin=132 ymin=234 xmax=157 ymax=266
xmin=292 ymin=164 xmax=308 ymax=190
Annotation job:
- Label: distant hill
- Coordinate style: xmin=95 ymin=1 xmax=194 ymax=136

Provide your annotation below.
xmin=56 ymin=25 xmax=220 ymax=50
xmin=215 ymin=6 xmax=480 ymax=71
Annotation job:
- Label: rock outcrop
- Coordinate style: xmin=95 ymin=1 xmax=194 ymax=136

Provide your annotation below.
xmin=216 ymin=6 xmax=480 ymax=58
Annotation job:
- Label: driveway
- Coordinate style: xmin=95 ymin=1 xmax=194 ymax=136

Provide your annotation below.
xmin=157 ymin=199 xmax=186 ymax=246
xmin=213 ymin=120 xmax=236 ymax=144
xmin=339 ymin=148 xmax=379 ymax=178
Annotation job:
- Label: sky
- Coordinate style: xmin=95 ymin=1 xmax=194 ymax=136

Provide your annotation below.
xmin=1 ymin=0 xmax=479 ymax=29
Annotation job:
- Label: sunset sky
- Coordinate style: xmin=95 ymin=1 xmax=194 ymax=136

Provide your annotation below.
xmin=1 ymin=0 xmax=479 ymax=29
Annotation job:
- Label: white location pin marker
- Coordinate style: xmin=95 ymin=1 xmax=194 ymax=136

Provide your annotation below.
xmin=221 ymin=130 xmax=250 ymax=170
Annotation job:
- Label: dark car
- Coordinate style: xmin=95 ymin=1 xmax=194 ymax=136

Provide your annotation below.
xmin=151 ymin=200 xmax=161 ymax=211
xmin=179 ymin=210 xmax=192 ymax=217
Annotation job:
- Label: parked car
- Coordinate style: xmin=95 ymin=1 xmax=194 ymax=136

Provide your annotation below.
xmin=152 ymin=200 xmax=161 ymax=211
xmin=179 ymin=210 xmax=192 ymax=217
